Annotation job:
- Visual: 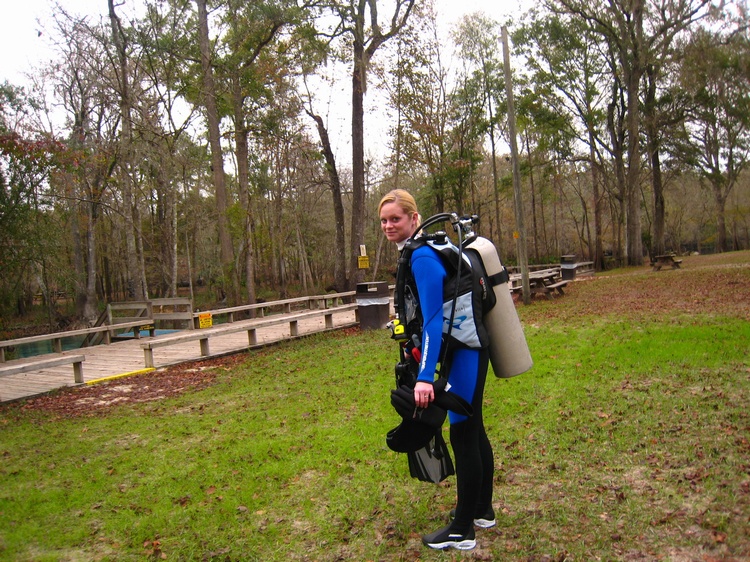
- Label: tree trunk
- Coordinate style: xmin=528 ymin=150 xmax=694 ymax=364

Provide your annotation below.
xmin=197 ymin=0 xmax=238 ymax=304
xmin=308 ymin=111 xmax=348 ymax=292
xmin=622 ymin=0 xmax=645 ymax=265
xmin=108 ymin=0 xmax=145 ymax=300
xmin=608 ymin=79 xmax=628 ymax=266
xmin=83 ymin=199 xmax=99 ymax=322
xmin=645 ymin=64 xmax=666 ymax=257
xmin=171 ymin=190 xmax=178 ymax=297
xmin=231 ymin=73 xmax=257 ymax=306
xmin=71 ymin=192 xmax=87 ymax=319
xmin=713 ymin=185 xmax=728 ymax=252
xmin=350 ymin=38 xmax=366 ymax=289
xmin=624 ymin=70 xmax=643 ymax=265
xmin=588 ymin=125 xmax=605 ymax=271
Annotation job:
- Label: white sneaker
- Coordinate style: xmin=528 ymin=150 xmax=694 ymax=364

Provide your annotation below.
xmin=422 ymin=524 xmax=476 ymax=550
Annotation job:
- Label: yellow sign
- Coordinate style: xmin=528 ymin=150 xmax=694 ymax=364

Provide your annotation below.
xmin=199 ymin=312 xmax=213 ymax=329
xmin=358 ymin=255 xmax=370 ymax=269
xmin=513 ymin=231 xmax=520 ymax=239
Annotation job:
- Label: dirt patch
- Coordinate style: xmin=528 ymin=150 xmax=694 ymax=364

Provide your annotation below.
xmin=9 ymin=354 xmax=248 ymax=419
xmin=519 ymin=258 xmax=750 ymax=324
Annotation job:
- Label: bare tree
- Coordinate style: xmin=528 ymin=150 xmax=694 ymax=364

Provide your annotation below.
xmin=47 ymin=9 xmax=123 ymax=321
xmin=305 ymin=105 xmax=348 ymax=292
xmin=196 ymin=0 xmax=238 ymax=304
xmin=108 ymin=0 xmax=147 ymax=300
xmin=549 ymin=0 xmax=712 ymax=265
xmin=326 ymin=0 xmax=416 ymax=288
xmin=679 ymin=28 xmax=750 ymax=252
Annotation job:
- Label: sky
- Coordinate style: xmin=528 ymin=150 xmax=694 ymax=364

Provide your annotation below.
xmin=1 ymin=0 xmax=522 ymax=87
xmin=1 ymin=1 xmax=524 ymax=162
xmin=1 ymin=0 xmax=109 ymax=87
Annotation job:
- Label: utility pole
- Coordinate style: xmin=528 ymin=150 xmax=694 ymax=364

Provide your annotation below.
xmin=502 ymin=26 xmax=531 ymax=304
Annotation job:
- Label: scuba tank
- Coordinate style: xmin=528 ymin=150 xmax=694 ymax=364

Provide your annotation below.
xmin=391 ymin=213 xmax=532 ymax=380
xmin=464 ymin=235 xmax=533 ymax=378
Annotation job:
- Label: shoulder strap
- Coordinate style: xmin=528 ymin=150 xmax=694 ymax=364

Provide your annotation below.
xmin=394 ymin=233 xmax=449 ymax=320
xmin=394 ymin=237 xmax=421 ymax=322
xmin=487 ymin=269 xmax=509 ymax=287
xmin=394 ymin=233 xmax=458 ymax=384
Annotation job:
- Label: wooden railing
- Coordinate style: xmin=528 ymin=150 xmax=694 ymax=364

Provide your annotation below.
xmin=0 ymin=320 xmax=154 ymax=363
xmin=191 ymin=291 xmax=356 ymax=327
xmin=0 ymin=292 xmax=359 ymax=363
xmin=0 ymin=354 xmax=86 ymax=384
xmin=106 ymin=298 xmax=194 ymax=331
xmin=142 ymin=302 xmax=360 ymax=368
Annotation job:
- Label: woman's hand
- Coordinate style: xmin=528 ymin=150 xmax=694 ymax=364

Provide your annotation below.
xmin=414 ymin=381 xmax=434 ymax=408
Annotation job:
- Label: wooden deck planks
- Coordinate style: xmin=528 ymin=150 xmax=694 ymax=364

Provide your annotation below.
xmin=0 ymin=309 xmax=358 ymax=404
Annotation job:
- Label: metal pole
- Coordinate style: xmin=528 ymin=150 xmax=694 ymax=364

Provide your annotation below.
xmin=502 ymin=26 xmax=531 ymax=305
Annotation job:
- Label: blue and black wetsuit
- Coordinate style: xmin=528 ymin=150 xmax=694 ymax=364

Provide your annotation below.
xmin=410 ymin=244 xmax=495 ymax=533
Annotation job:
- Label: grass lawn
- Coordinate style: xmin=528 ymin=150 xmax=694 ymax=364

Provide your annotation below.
xmin=1 ymin=251 xmax=749 ymax=561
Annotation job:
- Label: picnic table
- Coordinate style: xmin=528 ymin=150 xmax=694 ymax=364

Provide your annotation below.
xmin=510 ymin=268 xmax=569 ymax=299
xmin=651 ymin=254 xmax=683 ymax=271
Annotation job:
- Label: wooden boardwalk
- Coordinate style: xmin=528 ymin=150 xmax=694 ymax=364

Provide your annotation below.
xmin=0 ymin=309 xmax=359 ymax=404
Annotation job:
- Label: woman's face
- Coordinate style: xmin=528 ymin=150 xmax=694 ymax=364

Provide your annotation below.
xmin=380 ymin=201 xmax=417 ymax=244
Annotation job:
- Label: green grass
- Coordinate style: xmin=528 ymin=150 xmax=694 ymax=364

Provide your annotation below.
xmin=1 ymin=260 xmax=750 ymax=561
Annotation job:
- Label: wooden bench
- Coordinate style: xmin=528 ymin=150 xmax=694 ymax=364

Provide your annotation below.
xmin=0 ymin=320 xmax=155 ymax=363
xmin=528 ymin=280 xmax=568 ymax=299
xmin=0 ymin=354 xmax=86 ymax=384
xmin=651 ymin=254 xmax=682 ymax=271
xmin=545 ymin=280 xmax=570 ymax=296
xmin=511 ymin=268 xmax=568 ymax=299
xmin=142 ymin=304 xmax=359 ymax=368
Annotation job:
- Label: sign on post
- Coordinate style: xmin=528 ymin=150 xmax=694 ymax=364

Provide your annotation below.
xmin=358 ymin=245 xmax=369 ymax=269
xmin=199 ymin=313 xmax=213 ymax=329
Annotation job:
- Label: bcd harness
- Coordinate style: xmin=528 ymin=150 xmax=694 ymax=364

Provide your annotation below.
xmin=389 ymin=213 xmax=505 ymax=390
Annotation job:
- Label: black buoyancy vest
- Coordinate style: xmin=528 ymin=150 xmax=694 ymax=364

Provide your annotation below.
xmin=395 ymin=232 xmax=496 ymax=353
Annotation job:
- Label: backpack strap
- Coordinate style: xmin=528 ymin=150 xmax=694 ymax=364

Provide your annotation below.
xmin=393 ymin=233 xmax=458 ymax=385
xmin=487 ymin=268 xmax=509 ymax=287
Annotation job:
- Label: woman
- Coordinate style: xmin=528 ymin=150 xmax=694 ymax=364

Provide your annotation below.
xmin=379 ymin=189 xmax=495 ymax=551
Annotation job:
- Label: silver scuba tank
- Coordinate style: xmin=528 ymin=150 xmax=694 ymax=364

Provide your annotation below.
xmin=465 ymin=236 xmax=533 ymax=378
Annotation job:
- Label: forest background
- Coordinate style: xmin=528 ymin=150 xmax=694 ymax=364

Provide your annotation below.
xmin=1 ymin=0 xmax=749 ymax=330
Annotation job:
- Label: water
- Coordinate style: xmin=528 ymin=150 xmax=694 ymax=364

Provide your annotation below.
xmin=13 ymin=337 xmax=86 ymax=358
xmin=10 ymin=329 xmax=178 ymax=359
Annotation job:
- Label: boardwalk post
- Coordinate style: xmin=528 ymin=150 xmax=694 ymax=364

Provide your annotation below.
xmin=73 ymin=360 xmax=84 ymax=384
xmin=144 ymin=348 xmax=155 ymax=369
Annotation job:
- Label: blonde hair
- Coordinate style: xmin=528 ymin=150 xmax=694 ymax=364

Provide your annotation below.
xmin=378 ymin=189 xmax=420 ymax=219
